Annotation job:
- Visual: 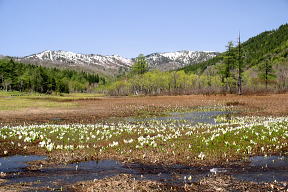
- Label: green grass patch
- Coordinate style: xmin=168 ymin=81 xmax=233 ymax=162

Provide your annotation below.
xmin=0 ymin=91 xmax=104 ymax=111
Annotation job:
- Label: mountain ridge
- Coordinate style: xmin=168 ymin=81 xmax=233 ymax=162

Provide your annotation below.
xmin=16 ymin=50 xmax=219 ymax=76
xmin=145 ymin=50 xmax=219 ymax=71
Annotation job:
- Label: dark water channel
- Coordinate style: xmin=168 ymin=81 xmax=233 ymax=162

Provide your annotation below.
xmin=0 ymin=155 xmax=287 ymax=191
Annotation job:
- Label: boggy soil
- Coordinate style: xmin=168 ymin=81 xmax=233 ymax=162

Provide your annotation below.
xmin=1 ymin=94 xmax=288 ymax=126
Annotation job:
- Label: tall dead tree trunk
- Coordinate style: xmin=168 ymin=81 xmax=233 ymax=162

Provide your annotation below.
xmin=265 ymin=61 xmax=268 ymax=90
xmin=237 ymin=33 xmax=243 ymax=95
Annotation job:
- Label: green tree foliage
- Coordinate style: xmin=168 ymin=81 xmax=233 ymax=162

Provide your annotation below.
xmin=223 ymin=42 xmax=235 ymax=80
xmin=0 ymin=59 xmax=104 ymax=93
xmin=107 ymin=70 xmax=223 ymax=96
xmin=257 ymin=57 xmax=275 ymax=89
xmin=131 ymin=54 xmax=148 ymax=75
xmin=183 ymin=56 xmax=222 ymax=74
xmin=217 ymin=41 xmax=236 ymax=93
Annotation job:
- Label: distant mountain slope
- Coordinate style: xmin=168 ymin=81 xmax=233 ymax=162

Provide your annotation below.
xmin=18 ymin=50 xmax=133 ymax=76
xmin=144 ymin=51 xmax=219 ymax=71
xmin=16 ymin=50 xmax=219 ymax=76
xmin=182 ymin=24 xmax=288 ymax=73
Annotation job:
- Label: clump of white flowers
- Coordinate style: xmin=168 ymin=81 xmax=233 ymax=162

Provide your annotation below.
xmin=109 ymin=141 xmax=119 ymax=147
xmin=0 ymin=115 xmax=286 ymax=159
xmin=198 ymin=152 xmax=205 ymax=160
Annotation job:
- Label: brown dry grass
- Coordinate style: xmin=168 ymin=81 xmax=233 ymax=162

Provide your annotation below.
xmin=1 ymin=94 xmax=288 ymax=126
xmin=70 ymin=174 xmax=285 ymax=192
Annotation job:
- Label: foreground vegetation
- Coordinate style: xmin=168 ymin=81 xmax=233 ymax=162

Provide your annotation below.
xmin=1 ymin=110 xmax=287 ymax=165
xmin=0 ymin=93 xmax=287 ymax=191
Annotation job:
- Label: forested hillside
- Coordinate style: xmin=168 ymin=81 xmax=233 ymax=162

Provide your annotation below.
xmin=0 ymin=59 xmax=104 ymax=93
xmin=182 ymin=24 xmax=288 ymax=73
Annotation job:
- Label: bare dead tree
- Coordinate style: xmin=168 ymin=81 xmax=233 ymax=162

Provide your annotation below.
xmin=237 ymin=33 xmax=243 ymax=95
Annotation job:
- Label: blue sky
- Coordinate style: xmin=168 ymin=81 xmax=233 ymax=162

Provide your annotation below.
xmin=0 ymin=0 xmax=287 ymax=58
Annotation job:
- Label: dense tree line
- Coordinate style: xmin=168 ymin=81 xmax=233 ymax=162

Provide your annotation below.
xmin=107 ymin=70 xmax=220 ymax=95
xmin=106 ymin=60 xmax=288 ymax=96
xmin=0 ymin=59 xmax=105 ymax=93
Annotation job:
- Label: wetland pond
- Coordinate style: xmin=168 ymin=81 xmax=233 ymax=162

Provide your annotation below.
xmin=1 ymin=110 xmax=287 ymax=191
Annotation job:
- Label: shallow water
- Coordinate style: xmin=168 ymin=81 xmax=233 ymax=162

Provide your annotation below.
xmin=235 ymin=155 xmax=288 ymax=183
xmin=234 ymin=170 xmax=288 ymax=183
xmin=1 ymin=155 xmax=287 ymax=191
xmin=128 ymin=110 xmax=231 ymax=124
xmin=0 ymin=155 xmax=46 ymax=173
xmin=3 ymin=158 xmax=205 ymax=186
xmin=210 ymin=156 xmax=288 ymax=183
xmin=250 ymin=156 xmax=288 ymax=168
xmin=0 ymin=159 xmax=117 ymax=191
xmin=4 ymin=159 xmax=134 ymax=190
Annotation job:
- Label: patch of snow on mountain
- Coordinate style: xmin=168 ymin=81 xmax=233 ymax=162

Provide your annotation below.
xmin=26 ymin=50 xmax=133 ymax=68
xmin=20 ymin=49 xmax=219 ymax=74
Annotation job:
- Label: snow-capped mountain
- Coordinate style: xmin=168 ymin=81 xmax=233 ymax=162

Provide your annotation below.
xmin=144 ymin=50 xmax=219 ymax=71
xmin=17 ymin=50 xmax=219 ymax=75
xmin=18 ymin=50 xmax=132 ymax=75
